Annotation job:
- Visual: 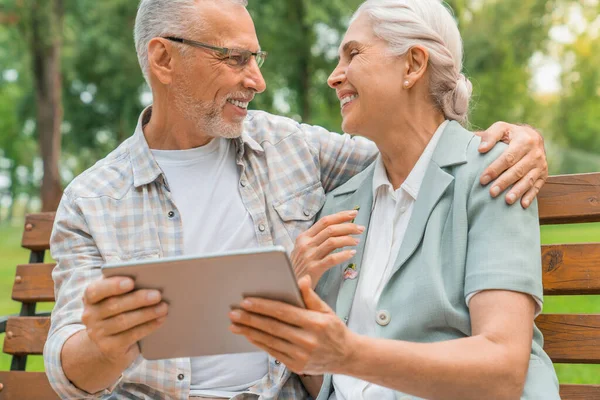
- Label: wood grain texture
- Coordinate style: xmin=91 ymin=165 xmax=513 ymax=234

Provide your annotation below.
xmin=20 ymin=213 xmax=55 ymax=252
xmin=11 ymin=264 xmax=56 ymax=303
xmin=560 ymin=384 xmax=600 ymax=400
xmin=538 ymin=173 xmax=600 ymax=225
xmin=0 ymin=371 xmax=59 ymax=400
xmin=542 ymin=244 xmax=600 ymax=295
xmin=2 ymin=317 xmax=50 ymax=356
xmin=536 ymin=314 xmax=600 ymax=363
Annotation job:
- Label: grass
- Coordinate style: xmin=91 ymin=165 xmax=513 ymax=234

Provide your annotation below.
xmin=0 ymin=219 xmax=599 ymax=383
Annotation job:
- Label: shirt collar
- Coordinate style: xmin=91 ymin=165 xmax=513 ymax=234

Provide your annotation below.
xmin=372 ymin=120 xmax=450 ymax=201
xmin=130 ymin=106 xmax=164 ymax=188
xmin=129 ymin=106 xmax=265 ymax=188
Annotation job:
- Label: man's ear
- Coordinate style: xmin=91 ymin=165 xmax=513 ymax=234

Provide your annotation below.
xmin=148 ymin=38 xmax=175 ymax=85
xmin=403 ymin=46 xmax=429 ymax=88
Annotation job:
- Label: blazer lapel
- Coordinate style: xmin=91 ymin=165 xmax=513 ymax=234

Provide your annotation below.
xmin=391 ymin=121 xmax=473 ymax=275
xmin=328 ymin=164 xmax=376 ymax=323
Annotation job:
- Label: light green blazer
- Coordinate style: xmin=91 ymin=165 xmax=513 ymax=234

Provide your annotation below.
xmin=314 ymin=121 xmax=560 ymax=400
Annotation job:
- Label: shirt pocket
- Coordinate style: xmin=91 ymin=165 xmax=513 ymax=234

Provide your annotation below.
xmin=272 ymin=182 xmax=326 ymax=241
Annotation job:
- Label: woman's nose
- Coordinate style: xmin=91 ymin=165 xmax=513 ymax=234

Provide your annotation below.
xmin=327 ymin=65 xmax=345 ymax=89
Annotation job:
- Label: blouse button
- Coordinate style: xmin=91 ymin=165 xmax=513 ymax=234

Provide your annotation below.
xmin=258 ymin=224 xmax=266 ymax=232
xmin=177 ymin=373 xmax=185 ymax=381
xmin=168 ymin=211 xmax=175 ymax=218
xmin=376 ymin=310 xmax=391 ymax=326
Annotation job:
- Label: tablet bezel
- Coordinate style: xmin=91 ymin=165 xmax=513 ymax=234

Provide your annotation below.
xmin=101 ymin=246 xmax=304 ymax=360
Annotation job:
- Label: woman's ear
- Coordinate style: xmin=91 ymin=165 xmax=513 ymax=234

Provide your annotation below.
xmin=403 ymin=46 xmax=429 ymax=89
xmin=148 ymin=38 xmax=175 ymax=85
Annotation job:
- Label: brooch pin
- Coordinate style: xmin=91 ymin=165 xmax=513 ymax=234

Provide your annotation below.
xmin=343 ymin=263 xmax=358 ymax=280
xmin=351 ymin=205 xmax=360 ymax=223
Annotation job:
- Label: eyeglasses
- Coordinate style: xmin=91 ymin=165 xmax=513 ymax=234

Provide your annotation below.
xmin=163 ymin=36 xmax=267 ymax=68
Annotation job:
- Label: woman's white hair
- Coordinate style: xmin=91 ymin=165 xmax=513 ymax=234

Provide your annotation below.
xmin=134 ymin=0 xmax=248 ymax=86
xmin=352 ymin=0 xmax=472 ymax=124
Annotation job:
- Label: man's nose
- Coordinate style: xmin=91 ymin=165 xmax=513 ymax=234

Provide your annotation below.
xmin=243 ymin=59 xmax=267 ymax=93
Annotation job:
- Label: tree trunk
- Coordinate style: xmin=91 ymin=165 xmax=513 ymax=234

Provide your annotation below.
xmin=295 ymin=0 xmax=312 ymax=122
xmin=28 ymin=0 xmax=64 ymax=212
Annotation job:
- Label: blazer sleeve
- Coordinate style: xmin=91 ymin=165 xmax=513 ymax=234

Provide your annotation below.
xmin=463 ymin=143 xmax=544 ymax=303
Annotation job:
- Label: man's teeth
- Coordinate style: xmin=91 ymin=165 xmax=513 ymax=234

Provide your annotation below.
xmin=340 ymin=94 xmax=358 ymax=107
xmin=227 ymin=99 xmax=249 ymax=109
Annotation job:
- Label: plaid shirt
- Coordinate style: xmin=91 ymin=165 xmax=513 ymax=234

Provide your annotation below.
xmin=45 ymin=108 xmax=377 ymax=400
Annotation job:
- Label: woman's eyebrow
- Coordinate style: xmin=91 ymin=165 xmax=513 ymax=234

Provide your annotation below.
xmin=337 ymin=40 xmax=361 ymax=61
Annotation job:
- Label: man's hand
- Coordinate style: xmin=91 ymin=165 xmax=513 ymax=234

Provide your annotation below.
xmin=476 ymin=122 xmax=548 ymax=208
xmin=229 ymin=276 xmax=355 ymax=375
xmin=81 ymin=277 xmax=168 ymax=367
xmin=291 ymin=210 xmax=364 ymax=287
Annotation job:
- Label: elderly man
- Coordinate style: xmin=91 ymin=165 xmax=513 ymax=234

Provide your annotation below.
xmin=44 ymin=0 xmax=548 ymax=399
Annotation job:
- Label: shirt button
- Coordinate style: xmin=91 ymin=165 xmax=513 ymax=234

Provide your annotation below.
xmin=177 ymin=373 xmax=185 ymax=381
xmin=303 ymin=210 xmax=311 ymax=217
xmin=376 ymin=310 xmax=391 ymax=326
xmin=399 ymin=206 xmax=407 ymax=213
xmin=343 ymin=316 xmax=349 ymax=323
xmin=240 ymin=180 xmax=247 ymax=187
xmin=258 ymin=224 xmax=266 ymax=232
xmin=168 ymin=211 xmax=175 ymax=218
xmin=275 ymin=359 xmax=281 ymax=365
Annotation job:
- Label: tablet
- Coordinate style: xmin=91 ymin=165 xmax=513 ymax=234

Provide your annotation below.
xmin=101 ymin=246 xmax=304 ymax=360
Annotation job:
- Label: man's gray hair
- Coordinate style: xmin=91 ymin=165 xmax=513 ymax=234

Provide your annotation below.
xmin=352 ymin=0 xmax=472 ymax=125
xmin=134 ymin=0 xmax=248 ymax=86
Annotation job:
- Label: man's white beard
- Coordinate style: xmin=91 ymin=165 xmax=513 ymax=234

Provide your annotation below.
xmin=173 ymin=86 xmax=243 ymax=140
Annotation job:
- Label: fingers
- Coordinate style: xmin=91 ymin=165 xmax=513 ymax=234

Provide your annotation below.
xmin=312 ymin=249 xmax=356 ymax=278
xmin=230 ymin=308 xmax=310 ymax=346
xmin=98 ymin=302 xmax=168 ymax=336
xmin=521 ymin=178 xmax=545 ymax=209
xmin=480 ymin=145 xmax=528 ymax=188
xmin=111 ymin=316 xmax=167 ymax=351
xmin=314 ymin=235 xmax=360 ymax=260
xmin=90 ymin=314 xmax=167 ymax=361
xmin=306 ymin=210 xmax=358 ymax=238
xmin=230 ymin=323 xmax=298 ymax=356
xmin=501 ymin=168 xmax=539 ymax=205
xmin=238 ymin=298 xmax=306 ymax=327
xmin=476 ymin=121 xmax=512 ymax=154
xmin=84 ymin=277 xmax=135 ymax=305
xmin=299 ymin=276 xmax=332 ymax=313
xmin=312 ymin=223 xmax=364 ymax=248
xmin=95 ymin=289 xmax=163 ymax=320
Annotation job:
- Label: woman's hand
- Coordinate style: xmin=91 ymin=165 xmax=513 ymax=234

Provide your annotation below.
xmin=476 ymin=122 xmax=548 ymax=208
xmin=229 ymin=275 xmax=357 ymax=375
xmin=291 ymin=210 xmax=365 ymax=287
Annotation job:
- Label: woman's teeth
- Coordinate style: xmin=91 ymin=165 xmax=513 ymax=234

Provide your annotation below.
xmin=340 ymin=94 xmax=358 ymax=107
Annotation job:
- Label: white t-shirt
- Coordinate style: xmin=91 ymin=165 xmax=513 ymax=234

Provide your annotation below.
xmin=152 ymin=137 xmax=267 ymax=399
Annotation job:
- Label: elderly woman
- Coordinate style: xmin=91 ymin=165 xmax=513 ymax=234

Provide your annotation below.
xmin=228 ymin=0 xmax=560 ymax=399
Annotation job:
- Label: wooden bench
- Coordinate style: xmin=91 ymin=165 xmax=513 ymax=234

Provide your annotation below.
xmin=1 ymin=173 xmax=599 ymax=399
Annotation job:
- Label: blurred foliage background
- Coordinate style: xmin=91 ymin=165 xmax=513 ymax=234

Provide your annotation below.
xmin=0 ymin=0 xmax=599 ymax=384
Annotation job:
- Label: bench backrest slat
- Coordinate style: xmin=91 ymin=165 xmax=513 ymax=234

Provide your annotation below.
xmin=559 ymin=384 xmax=600 ymax=399
xmin=542 ymin=244 xmax=600 ymax=295
xmin=539 ymin=173 xmax=600 ymax=225
xmin=11 ymin=264 xmax=56 ymax=303
xmin=536 ymin=314 xmax=600 ymax=363
xmin=0 ymin=371 xmax=60 ymax=400
xmin=2 ymin=317 xmax=50 ymax=356
xmin=20 ymin=213 xmax=54 ymax=252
